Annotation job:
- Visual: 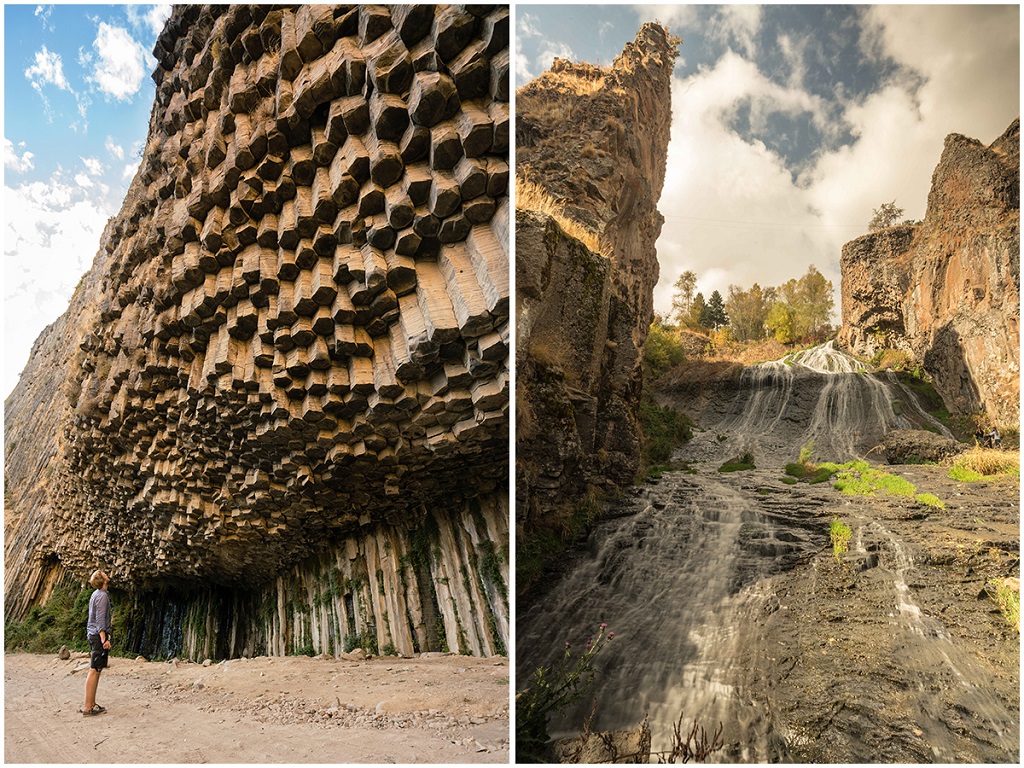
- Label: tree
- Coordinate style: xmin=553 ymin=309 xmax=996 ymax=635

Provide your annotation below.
xmin=797 ymin=265 xmax=833 ymax=338
xmin=701 ymin=290 xmax=728 ymax=330
xmin=765 ymin=302 xmax=797 ymax=343
xmin=726 ymin=283 xmax=770 ymax=341
xmin=670 ymin=271 xmax=697 ymax=327
xmin=868 ymin=200 xmax=904 ymax=231
xmin=765 ymin=265 xmax=834 ymax=342
xmin=687 ymin=292 xmax=707 ymax=329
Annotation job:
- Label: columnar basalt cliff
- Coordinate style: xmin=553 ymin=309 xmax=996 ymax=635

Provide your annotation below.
xmin=839 ymin=119 xmax=1020 ymax=427
xmin=5 ymin=4 xmax=509 ymax=659
xmin=514 ymin=25 xmax=675 ymax=547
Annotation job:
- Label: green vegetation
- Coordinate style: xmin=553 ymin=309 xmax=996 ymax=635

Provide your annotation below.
xmin=830 ymin=519 xmax=853 ymax=564
xmin=949 ymin=465 xmax=985 ymax=483
xmin=783 ymin=449 xmax=948 ymax=508
xmin=867 ymin=200 xmax=905 ymax=231
xmin=718 ymin=452 xmax=756 ymax=472
xmin=987 ymin=579 xmax=1020 ymax=631
xmin=639 ymin=394 xmax=693 ymax=467
xmin=516 ymin=624 xmax=614 ymax=761
xmin=643 ymin=320 xmax=687 ymax=379
xmin=4 ymin=584 xmax=91 ymax=654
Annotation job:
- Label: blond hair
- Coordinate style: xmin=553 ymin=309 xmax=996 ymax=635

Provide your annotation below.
xmin=89 ymin=570 xmax=108 ymax=589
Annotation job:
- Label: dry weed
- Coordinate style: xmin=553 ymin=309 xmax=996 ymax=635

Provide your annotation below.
xmin=952 ymin=447 xmax=1020 ymax=476
xmin=515 ymin=176 xmax=605 ymax=256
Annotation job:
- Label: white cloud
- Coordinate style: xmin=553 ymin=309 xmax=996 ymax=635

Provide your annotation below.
xmin=653 ymin=68 xmax=847 ymax=317
xmin=25 ymin=45 xmax=71 ymax=92
xmin=81 ymin=156 xmax=104 ymax=176
xmin=518 ymin=12 xmax=542 ymax=39
xmin=713 ymin=5 xmax=763 ymax=58
xmin=536 ymin=42 xmax=575 ymax=76
xmin=4 ymin=139 xmax=35 ymax=173
xmin=637 ymin=5 xmax=698 ymax=31
xmin=126 ymin=3 xmax=173 ymax=37
xmin=74 ymin=172 xmax=94 ymax=188
xmin=4 ymin=174 xmax=114 ymax=397
xmin=123 ymin=163 xmax=137 ymax=181
xmin=105 ymin=136 xmax=124 ymax=160
xmin=34 ymin=4 xmax=54 ymax=31
xmin=89 ymin=23 xmax=147 ymax=101
xmin=653 ymin=5 xmax=1019 ymax=326
xmin=516 ymin=34 xmax=533 ymax=82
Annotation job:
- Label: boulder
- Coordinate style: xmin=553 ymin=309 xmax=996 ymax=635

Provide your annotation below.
xmin=882 ymin=429 xmax=962 ymax=464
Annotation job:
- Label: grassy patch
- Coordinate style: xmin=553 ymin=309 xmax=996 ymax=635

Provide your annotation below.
xmin=830 ymin=519 xmax=852 ymax=564
xmin=779 ymin=476 xmax=798 ymax=485
xmin=915 ymin=493 xmax=945 ymax=509
xmin=987 ymin=579 xmax=1020 ymax=631
xmin=718 ymin=452 xmax=756 ymax=472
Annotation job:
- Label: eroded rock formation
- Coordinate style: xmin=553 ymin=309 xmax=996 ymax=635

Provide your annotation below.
xmin=5 ymin=4 xmax=509 ymax=659
xmin=839 ymin=119 xmax=1020 ymax=426
xmin=515 ymin=25 xmax=675 ymax=551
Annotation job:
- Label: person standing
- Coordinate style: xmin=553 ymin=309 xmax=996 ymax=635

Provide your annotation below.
xmin=82 ymin=569 xmax=112 ymax=716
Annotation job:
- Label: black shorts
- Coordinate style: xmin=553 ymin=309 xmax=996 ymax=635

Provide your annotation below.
xmin=88 ymin=633 xmax=109 ymax=671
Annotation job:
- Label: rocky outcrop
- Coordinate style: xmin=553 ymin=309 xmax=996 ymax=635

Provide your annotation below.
xmin=839 ymin=119 xmax=1020 ymax=426
xmin=5 ymin=4 xmax=509 ymax=659
xmin=515 ymin=26 xmax=675 ymax=545
xmin=881 ymin=429 xmax=962 ymax=465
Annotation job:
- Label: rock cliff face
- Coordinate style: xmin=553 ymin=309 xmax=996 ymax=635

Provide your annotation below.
xmin=515 ymin=25 xmax=675 ymax=545
xmin=5 ymin=4 xmax=509 ymax=659
xmin=839 ymin=119 xmax=1020 ymax=426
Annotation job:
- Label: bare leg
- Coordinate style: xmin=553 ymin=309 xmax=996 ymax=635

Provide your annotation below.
xmin=84 ymin=668 xmax=100 ymax=711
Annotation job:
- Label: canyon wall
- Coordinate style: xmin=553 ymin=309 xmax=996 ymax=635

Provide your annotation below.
xmin=5 ymin=4 xmax=509 ymax=659
xmin=839 ymin=119 xmax=1020 ymax=427
xmin=515 ymin=25 xmax=675 ymax=548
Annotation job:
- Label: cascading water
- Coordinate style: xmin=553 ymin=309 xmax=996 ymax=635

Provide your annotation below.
xmin=710 ymin=340 xmax=921 ymax=461
xmin=518 ymin=342 xmax=1019 ymax=762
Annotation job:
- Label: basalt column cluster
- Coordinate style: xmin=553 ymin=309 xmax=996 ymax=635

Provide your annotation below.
xmin=5 ymin=4 xmax=509 ymax=659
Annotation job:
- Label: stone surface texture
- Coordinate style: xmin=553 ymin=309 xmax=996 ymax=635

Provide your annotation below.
xmin=839 ymin=119 xmax=1020 ymax=426
xmin=5 ymin=4 xmax=509 ymax=659
xmin=514 ymin=25 xmax=674 ymax=539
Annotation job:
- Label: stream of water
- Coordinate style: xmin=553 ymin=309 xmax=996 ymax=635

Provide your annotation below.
xmin=518 ymin=343 xmax=1018 ymax=762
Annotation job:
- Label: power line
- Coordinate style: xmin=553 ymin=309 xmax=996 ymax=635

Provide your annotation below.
xmin=662 ymin=213 xmax=867 ymax=229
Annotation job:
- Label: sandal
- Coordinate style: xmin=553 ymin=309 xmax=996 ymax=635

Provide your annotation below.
xmin=81 ymin=705 xmax=106 ymax=716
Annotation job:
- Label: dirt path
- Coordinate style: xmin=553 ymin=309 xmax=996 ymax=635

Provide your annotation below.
xmin=4 ymin=652 xmax=509 ymax=763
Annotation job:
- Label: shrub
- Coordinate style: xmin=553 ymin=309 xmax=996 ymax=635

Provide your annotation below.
xmin=4 ymin=584 xmax=91 ymax=654
xmin=516 ymin=624 xmax=614 ymax=761
xmin=987 ymin=579 xmax=1020 ymax=631
xmin=718 ymin=453 xmax=755 ymax=472
xmin=830 ymin=519 xmax=852 ymax=563
xmin=639 ymin=395 xmax=692 ymax=468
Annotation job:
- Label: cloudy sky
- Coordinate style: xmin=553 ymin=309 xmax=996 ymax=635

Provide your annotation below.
xmin=4 ymin=3 xmax=171 ymax=398
xmin=517 ymin=4 xmax=1020 ymax=321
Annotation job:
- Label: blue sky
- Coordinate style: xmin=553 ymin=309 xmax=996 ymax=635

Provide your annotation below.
xmin=517 ymin=4 xmax=1020 ymax=318
xmin=4 ymin=3 xmax=171 ymax=398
